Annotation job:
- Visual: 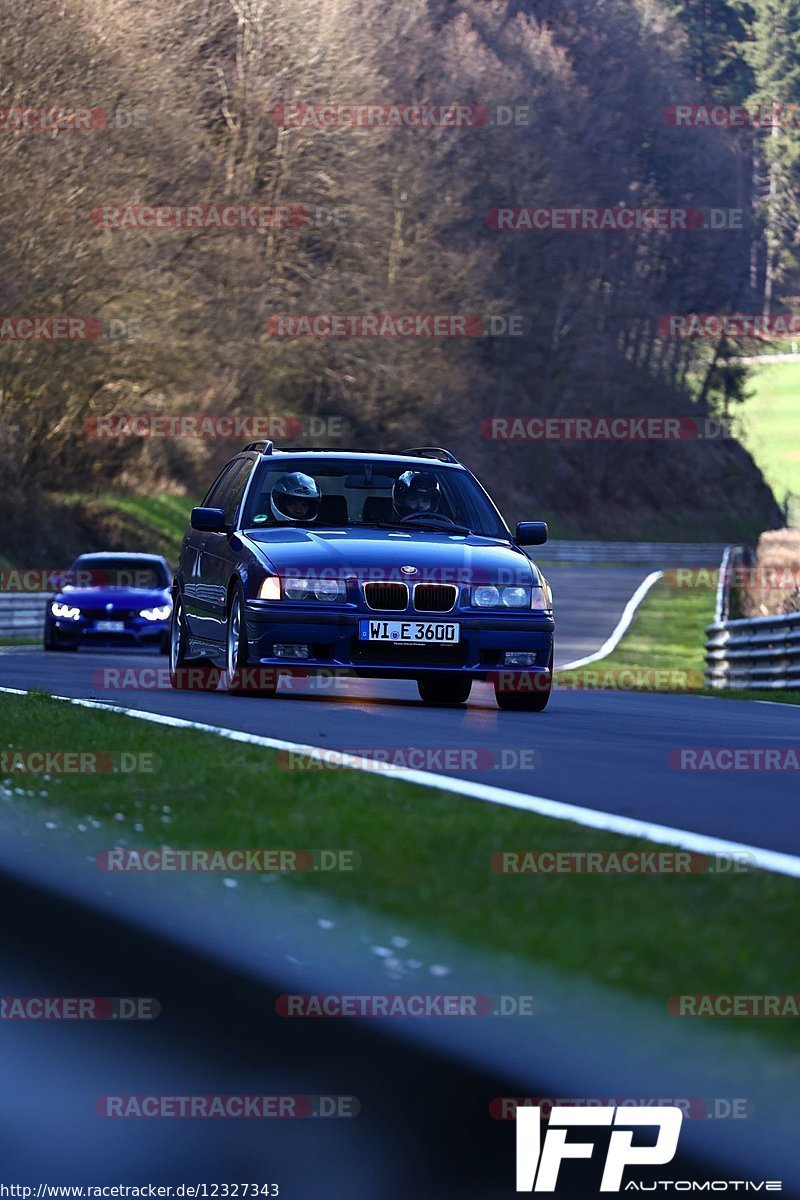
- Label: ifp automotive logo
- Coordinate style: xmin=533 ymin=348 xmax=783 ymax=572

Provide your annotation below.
xmin=516 ymin=1105 xmax=682 ymax=1191
xmin=515 ymin=1105 xmax=783 ymax=1192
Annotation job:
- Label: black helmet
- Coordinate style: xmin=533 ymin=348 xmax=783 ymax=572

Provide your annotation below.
xmin=392 ymin=470 xmax=441 ymax=518
xmin=270 ymin=472 xmax=321 ymax=523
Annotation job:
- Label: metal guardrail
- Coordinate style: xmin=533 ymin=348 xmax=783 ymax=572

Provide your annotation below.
xmin=705 ymin=611 xmax=800 ymax=689
xmin=537 ymin=540 xmax=729 ymax=566
xmin=706 ymin=546 xmax=800 ymax=689
xmin=0 ymin=591 xmax=51 ymax=638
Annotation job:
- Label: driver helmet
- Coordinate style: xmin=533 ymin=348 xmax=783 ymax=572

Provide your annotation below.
xmin=270 ymin=472 xmax=321 ymax=523
xmin=392 ymin=470 xmax=441 ymax=518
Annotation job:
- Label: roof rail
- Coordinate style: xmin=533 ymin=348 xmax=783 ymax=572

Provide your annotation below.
xmin=242 ymin=441 xmax=273 ymax=454
xmin=400 ymin=446 xmax=460 ymax=464
xmin=277 ymin=446 xmax=339 ymax=453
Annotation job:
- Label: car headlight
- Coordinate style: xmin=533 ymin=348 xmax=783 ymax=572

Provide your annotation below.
xmin=283 ymin=577 xmax=347 ymax=602
xmin=258 ymin=576 xmax=282 ymax=601
xmin=51 ymin=602 xmax=81 ymax=620
xmin=531 ymin=582 xmax=553 ymax=612
xmin=471 ymin=585 xmax=531 ymax=608
xmin=139 ymin=604 xmax=172 ymax=621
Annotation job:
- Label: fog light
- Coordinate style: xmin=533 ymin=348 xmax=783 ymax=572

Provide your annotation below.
xmin=273 ymin=644 xmax=311 ymax=659
xmin=504 ymin=651 xmax=538 ymax=666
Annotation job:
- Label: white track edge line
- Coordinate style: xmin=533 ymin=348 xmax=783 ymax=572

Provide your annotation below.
xmin=557 ymin=567 xmax=797 ymax=705
xmin=559 ymin=570 xmax=663 ymax=670
xmin=2 ymin=684 xmax=799 ymax=879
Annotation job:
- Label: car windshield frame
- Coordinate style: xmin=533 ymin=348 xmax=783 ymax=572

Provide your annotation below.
xmin=239 ymin=457 xmax=510 ymax=539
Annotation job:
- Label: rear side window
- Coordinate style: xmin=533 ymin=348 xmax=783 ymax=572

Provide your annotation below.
xmin=202 ymin=460 xmax=238 ymax=507
xmin=221 ymin=459 xmax=255 ymax=524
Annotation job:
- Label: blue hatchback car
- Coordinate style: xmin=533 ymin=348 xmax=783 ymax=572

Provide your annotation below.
xmin=44 ymin=552 xmax=173 ymax=653
xmin=171 ymin=443 xmax=554 ymax=709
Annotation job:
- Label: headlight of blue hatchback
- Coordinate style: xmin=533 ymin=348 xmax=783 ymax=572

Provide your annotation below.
xmin=51 ymin=601 xmax=81 ymax=620
xmin=139 ymin=604 xmax=172 ymax=621
xmin=471 ymin=586 xmax=530 ymax=608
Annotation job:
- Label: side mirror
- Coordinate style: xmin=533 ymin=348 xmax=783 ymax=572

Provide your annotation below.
xmin=191 ymin=506 xmax=226 ymax=532
xmin=515 ymin=521 xmax=548 ymax=546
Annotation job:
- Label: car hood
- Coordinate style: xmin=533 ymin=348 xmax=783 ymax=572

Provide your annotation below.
xmin=54 ymin=588 xmax=171 ymax=609
xmin=242 ymin=526 xmax=537 ymax=585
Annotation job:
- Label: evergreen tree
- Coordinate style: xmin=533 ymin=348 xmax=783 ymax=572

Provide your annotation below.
xmin=664 ymin=0 xmax=754 ymax=98
xmin=746 ymin=0 xmax=800 ymax=312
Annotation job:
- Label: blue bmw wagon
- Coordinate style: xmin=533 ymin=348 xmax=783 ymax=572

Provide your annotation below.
xmin=171 ymin=443 xmax=554 ymax=710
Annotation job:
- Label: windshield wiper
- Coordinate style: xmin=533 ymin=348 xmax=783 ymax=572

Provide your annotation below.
xmin=369 ymin=519 xmax=472 ymax=536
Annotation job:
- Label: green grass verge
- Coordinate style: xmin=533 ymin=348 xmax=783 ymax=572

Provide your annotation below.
xmin=52 ymin=491 xmax=191 ymax=564
xmin=561 ymin=577 xmax=714 ymax=676
xmin=1 ymin=690 xmax=797 ymax=1045
xmin=737 ymin=359 xmax=800 ymax=506
xmin=98 ymin=493 xmax=191 ymax=549
xmin=556 ymin=575 xmax=800 ymax=705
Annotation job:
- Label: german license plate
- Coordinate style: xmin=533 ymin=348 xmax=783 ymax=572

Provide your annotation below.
xmin=95 ymin=620 xmax=125 ymax=632
xmin=359 ymin=619 xmax=459 ymax=644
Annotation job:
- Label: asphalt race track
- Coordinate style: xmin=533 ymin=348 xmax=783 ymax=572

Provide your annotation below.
xmin=2 ymin=566 xmax=798 ymax=855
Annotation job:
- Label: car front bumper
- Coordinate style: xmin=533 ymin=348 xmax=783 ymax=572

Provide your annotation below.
xmin=243 ymin=601 xmax=554 ymax=678
xmin=48 ymin=617 xmax=169 ymax=649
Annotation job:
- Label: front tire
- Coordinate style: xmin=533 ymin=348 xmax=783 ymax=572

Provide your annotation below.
xmin=417 ymin=674 xmax=472 ymax=706
xmin=44 ymin=625 xmax=75 ymax=652
xmin=169 ymin=595 xmax=220 ymax=690
xmin=225 ymin=584 xmax=276 ymax=697
xmin=495 ymin=651 xmax=552 ymax=712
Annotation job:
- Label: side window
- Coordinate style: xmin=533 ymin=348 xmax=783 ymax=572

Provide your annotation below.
xmin=221 ymin=459 xmax=255 ymax=525
xmin=202 ymin=461 xmax=238 ymax=507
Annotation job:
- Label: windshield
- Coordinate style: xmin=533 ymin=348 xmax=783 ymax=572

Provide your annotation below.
xmin=65 ymin=557 xmax=169 ymax=590
xmin=240 ymin=458 xmax=508 ymax=538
